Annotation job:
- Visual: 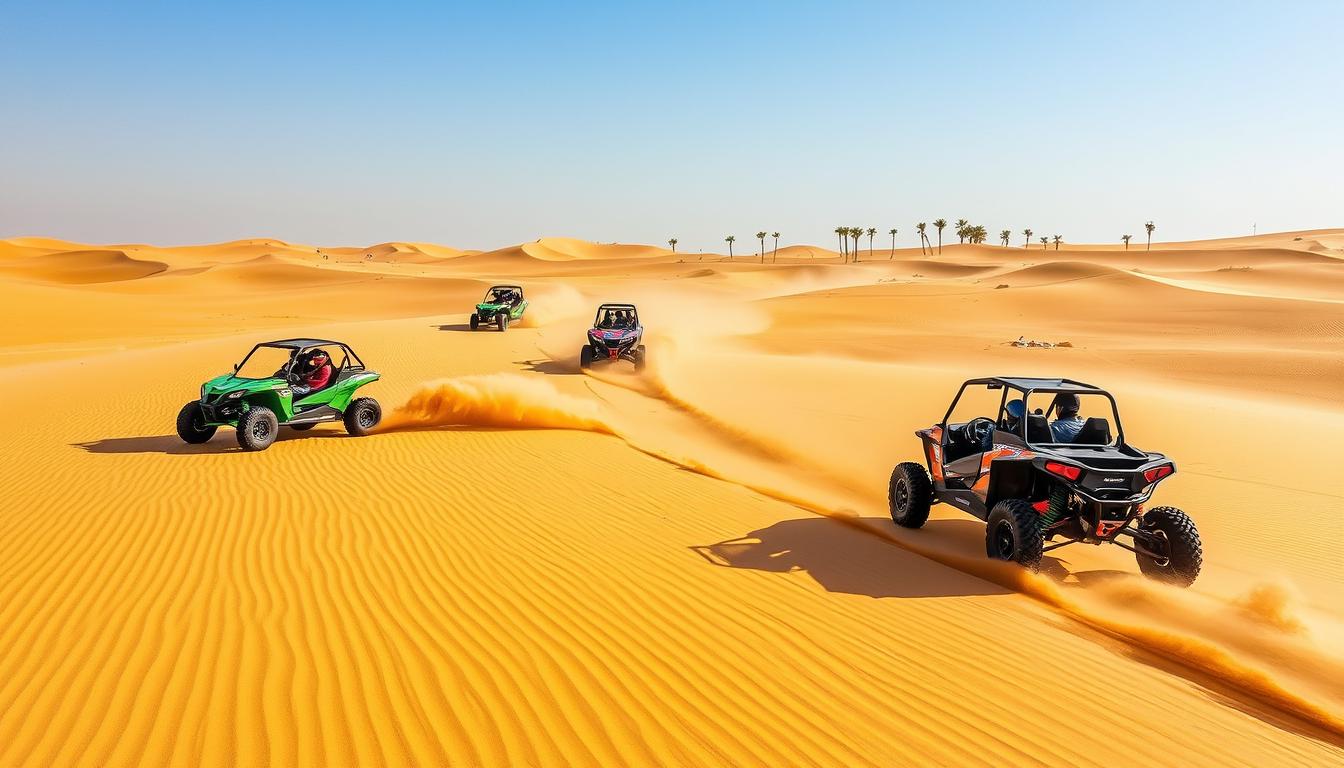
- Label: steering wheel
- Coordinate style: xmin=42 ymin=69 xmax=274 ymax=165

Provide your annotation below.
xmin=963 ymin=417 xmax=996 ymax=450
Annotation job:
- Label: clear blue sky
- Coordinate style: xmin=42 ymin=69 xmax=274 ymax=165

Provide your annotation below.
xmin=3 ymin=1 xmax=1341 ymax=251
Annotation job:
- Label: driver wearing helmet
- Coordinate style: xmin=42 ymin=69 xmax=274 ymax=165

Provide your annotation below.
xmin=1049 ymin=392 xmax=1085 ymax=443
xmin=292 ymin=350 xmax=333 ymax=396
xmin=1002 ymin=398 xmax=1026 ymax=433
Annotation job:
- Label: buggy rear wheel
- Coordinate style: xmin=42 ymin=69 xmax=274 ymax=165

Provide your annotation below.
xmin=176 ymin=402 xmax=217 ymax=444
xmin=1135 ymin=506 xmax=1202 ymax=587
xmin=888 ymin=462 xmax=931 ymax=528
xmin=344 ymin=397 xmax=382 ymax=436
xmin=237 ymin=406 xmax=278 ymax=451
xmin=985 ymin=499 xmax=1044 ymax=571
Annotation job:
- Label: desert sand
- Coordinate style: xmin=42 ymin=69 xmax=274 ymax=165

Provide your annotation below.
xmin=0 ymin=230 xmax=1341 ymax=766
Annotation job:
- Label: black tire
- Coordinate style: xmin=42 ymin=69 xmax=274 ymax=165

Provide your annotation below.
xmin=469 ymin=313 xmax=479 ymax=331
xmin=288 ymin=423 xmax=315 ymax=431
xmin=496 ymin=313 xmax=508 ymax=331
xmin=888 ymin=462 xmax=932 ymax=528
xmin=176 ymin=401 xmax=216 ymax=444
xmin=344 ymin=397 xmax=382 ymax=436
xmin=580 ymin=345 xmax=595 ymax=369
xmin=1135 ymin=506 xmax=1203 ymax=587
xmin=634 ymin=344 xmax=647 ymax=371
xmin=985 ymin=499 xmax=1044 ymax=571
xmin=236 ymin=406 xmax=278 ymax=451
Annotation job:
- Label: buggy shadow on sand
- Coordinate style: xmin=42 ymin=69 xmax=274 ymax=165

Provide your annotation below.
xmin=888 ymin=377 xmax=1202 ymax=586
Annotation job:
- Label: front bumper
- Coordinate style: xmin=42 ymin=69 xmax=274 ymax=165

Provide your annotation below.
xmin=199 ymin=398 xmax=243 ymax=424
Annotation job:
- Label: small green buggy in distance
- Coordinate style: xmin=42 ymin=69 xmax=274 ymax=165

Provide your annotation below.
xmin=176 ymin=339 xmax=382 ymax=452
xmin=470 ymin=285 xmax=527 ymax=331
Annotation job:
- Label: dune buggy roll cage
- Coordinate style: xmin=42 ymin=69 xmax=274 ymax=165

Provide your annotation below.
xmin=940 ymin=376 xmax=1126 ymax=449
xmin=484 ymin=285 xmax=523 ymax=301
xmin=594 ymin=303 xmax=639 ymax=326
xmin=232 ymin=339 xmax=367 ymax=379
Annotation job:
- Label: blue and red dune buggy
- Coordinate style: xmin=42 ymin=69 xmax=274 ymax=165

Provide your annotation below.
xmin=580 ymin=303 xmax=646 ymax=371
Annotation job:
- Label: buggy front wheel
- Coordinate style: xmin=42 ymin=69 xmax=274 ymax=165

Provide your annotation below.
xmin=237 ymin=406 xmax=278 ymax=451
xmin=888 ymin=462 xmax=931 ymax=528
xmin=469 ymin=313 xmax=480 ymax=331
xmin=176 ymin=402 xmax=217 ymax=444
xmin=580 ymin=345 xmax=595 ymax=369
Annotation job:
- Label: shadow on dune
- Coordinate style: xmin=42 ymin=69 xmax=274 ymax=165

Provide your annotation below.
xmin=432 ymin=323 xmax=478 ymax=332
xmin=695 ymin=514 xmax=1137 ymax=600
xmin=514 ymin=357 xmax=579 ymax=376
xmin=692 ymin=516 xmax=1010 ymax=599
xmin=73 ymin=429 xmax=345 ymax=455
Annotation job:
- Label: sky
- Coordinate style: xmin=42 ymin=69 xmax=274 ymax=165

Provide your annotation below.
xmin=3 ymin=0 xmax=1342 ymax=252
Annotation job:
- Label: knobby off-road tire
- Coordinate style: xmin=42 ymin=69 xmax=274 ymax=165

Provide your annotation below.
xmin=176 ymin=401 xmax=217 ymax=444
xmin=986 ymin=499 xmax=1044 ymax=571
xmin=888 ymin=462 xmax=932 ymax=528
xmin=469 ymin=313 xmax=480 ymax=331
xmin=237 ymin=406 xmax=278 ymax=451
xmin=579 ymin=345 xmax=595 ymax=369
xmin=634 ymin=344 xmax=647 ymax=372
xmin=344 ymin=397 xmax=382 ymax=437
xmin=1135 ymin=506 xmax=1203 ymax=587
xmin=496 ymin=313 xmax=509 ymax=331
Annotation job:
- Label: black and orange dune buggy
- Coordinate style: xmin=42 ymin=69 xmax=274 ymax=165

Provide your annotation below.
xmin=888 ymin=377 xmax=1202 ymax=586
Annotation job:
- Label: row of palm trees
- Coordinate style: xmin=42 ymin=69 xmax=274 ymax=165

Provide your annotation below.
xmin=668 ymin=220 xmax=1158 ymax=261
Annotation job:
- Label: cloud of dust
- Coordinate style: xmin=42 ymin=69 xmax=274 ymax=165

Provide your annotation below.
xmin=515 ymin=283 xmax=588 ymax=328
xmin=381 ymin=374 xmax=617 ymax=434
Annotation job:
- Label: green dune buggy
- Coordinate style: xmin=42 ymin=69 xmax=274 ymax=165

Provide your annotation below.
xmin=470 ymin=285 xmax=528 ymax=331
xmin=176 ymin=338 xmax=382 ymax=451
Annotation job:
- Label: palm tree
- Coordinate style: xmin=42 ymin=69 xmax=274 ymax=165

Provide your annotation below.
xmin=888 ymin=228 xmax=897 ymax=258
xmin=866 ymin=227 xmax=877 ymax=260
xmin=999 ymin=229 xmax=1011 ymax=247
xmin=848 ymin=227 xmax=860 ymax=262
xmin=1122 ymin=234 xmax=1132 ymax=250
xmin=835 ymin=227 xmax=846 ymax=260
xmin=756 ymin=231 xmax=767 ymax=263
xmin=771 ymin=232 xmax=780 ymax=262
xmin=725 ymin=235 xmax=735 ymax=259
xmin=933 ymin=219 xmax=947 ymax=253
xmin=1052 ymin=234 xmax=1062 ymax=251
xmin=1023 ymin=228 xmax=1033 ymax=248
xmin=1145 ymin=221 xmax=1156 ymax=251
xmin=1039 ymin=236 xmax=1049 ymax=250
xmin=968 ymin=225 xmax=988 ymax=244
xmin=955 ymin=218 xmax=969 ymax=243
xmin=916 ymin=223 xmax=928 ymax=255
xmin=668 ymin=238 xmax=678 ymax=253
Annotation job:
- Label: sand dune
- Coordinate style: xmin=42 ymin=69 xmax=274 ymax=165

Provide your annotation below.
xmin=1 ymin=230 xmax=1342 ymax=766
xmin=0 ymin=249 xmax=168 ymax=284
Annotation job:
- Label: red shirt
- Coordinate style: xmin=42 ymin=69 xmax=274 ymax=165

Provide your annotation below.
xmin=304 ymin=364 xmax=332 ymax=390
